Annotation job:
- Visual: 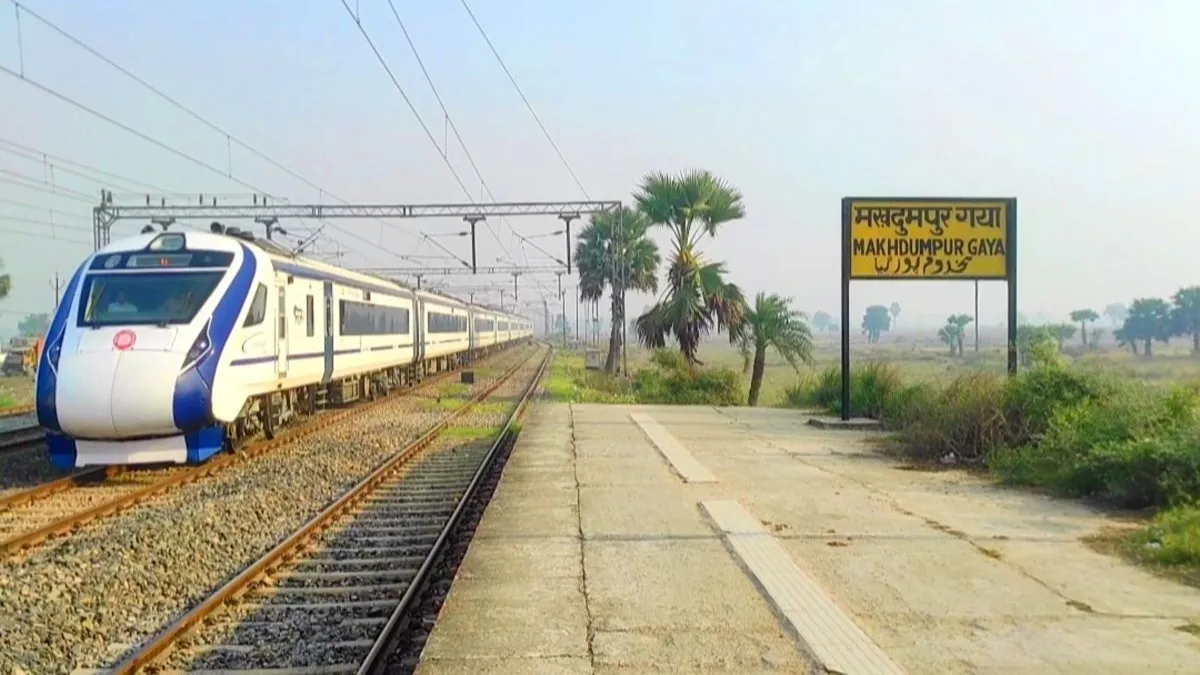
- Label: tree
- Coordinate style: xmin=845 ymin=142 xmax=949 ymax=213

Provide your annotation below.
xmin=1121 ymin=297 xmax=1173 ymax=357
xmin=633 ymin=169 xmax=746 ymax=366
xmin=889 ymin=302 xmax=901 ymax=330
xmin=735 ymin=293 xmax=814 ymax=406
xmin=938 ymin=322 xmax=961 ymax=356
xmin=1088 ymin=328 xmax=1105 ymax=350
xmin=1104 ymin=302 xmax=1128 ymax=327
xmin=575 ymin=205 xmax=660 ymax=374
xmin=1016 ymin=325 xmax=1058 ymax=366
xmin=1114 ymin=325 xmax=1138 ymax=355
xmin=18 ymin=313 xmax=50 ymax=337
xmin=811 ymin=311 xmax=832 ymax=333
xmin=1171 ymin=286 xmax=1200 ymax=354
xmin=1046 ymin=323 xmax=1077 ymax=351
xmin=861 ymin=305 xmax=890 ymax=343
xmin=0 ymin=257 xmax=9 ymax=302
xmin=1069 ymin=309 xmax=1099 ymax=348
xmin=947 ymin=314 xmax=973 ymax=355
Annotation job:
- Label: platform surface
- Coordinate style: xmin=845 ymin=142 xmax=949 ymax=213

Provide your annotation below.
xmin=416 ymin=403 xmax=1200 ymax=675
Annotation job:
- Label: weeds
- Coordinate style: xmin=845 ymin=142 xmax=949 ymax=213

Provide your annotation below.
xmin=546 ymin=349 xmax=742 ymax=406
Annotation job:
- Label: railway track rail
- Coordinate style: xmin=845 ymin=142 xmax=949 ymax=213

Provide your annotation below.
xmin=0 ymin=345 xmax=533 ymax=558
xmin=0 ymin=423 xmax=44 ymax=453
xmin=111 ymin=345 xmax=551 ymax=674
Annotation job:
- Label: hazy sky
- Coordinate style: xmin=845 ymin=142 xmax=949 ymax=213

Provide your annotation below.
xmin=2 ymin=0 xmax=1198 ymax=338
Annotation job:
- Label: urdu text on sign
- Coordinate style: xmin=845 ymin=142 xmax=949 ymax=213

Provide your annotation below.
xmin=847 ymin=200 xmax=1009 ymax=279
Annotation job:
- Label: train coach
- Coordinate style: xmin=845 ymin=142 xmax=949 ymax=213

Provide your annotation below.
xmin=35 ymin=229 xmax=533 ymax=470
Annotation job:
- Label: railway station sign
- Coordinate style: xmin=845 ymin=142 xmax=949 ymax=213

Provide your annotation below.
xmin=838 ymin=196 xmax=1019 ymax=421
xmin=846 ymin=199 xmax=1013 ymax=280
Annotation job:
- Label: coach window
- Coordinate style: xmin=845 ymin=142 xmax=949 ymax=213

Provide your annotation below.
xmin=244 ymin=283 xmax=268 ymax=327
xmin=306 ymin=295 xmax=315 ymax=337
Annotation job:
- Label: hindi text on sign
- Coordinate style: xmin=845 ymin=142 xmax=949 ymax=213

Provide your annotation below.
xmin=848 ymin=201 xmax=1009 ymax=279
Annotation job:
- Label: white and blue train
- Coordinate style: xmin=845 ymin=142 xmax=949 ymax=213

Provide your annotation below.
xmin=35 ymin=229 xmax=533 ymax=470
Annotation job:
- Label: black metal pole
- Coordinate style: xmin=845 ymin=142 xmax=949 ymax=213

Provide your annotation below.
xmin=840 ymin=198 xmax=852 ymax=420
xmin=1006 ymin=199 xmax=1019 ymax=374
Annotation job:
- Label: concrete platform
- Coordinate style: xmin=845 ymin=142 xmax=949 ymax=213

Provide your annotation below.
xmin=416 ymin=403 xmax=1200 ymax=675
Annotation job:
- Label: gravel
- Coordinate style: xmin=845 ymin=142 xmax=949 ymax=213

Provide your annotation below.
xmin=0 ymin=344 xmax=545 ymax=674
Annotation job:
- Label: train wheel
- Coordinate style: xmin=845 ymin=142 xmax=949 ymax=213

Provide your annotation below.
xmin=261 ymin=402 xmax=277 ymax=440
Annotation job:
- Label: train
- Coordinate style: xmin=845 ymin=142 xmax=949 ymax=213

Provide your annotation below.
xmin=35 ymin=228 xmax=533 ymax=470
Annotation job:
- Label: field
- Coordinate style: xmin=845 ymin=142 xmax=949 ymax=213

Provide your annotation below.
xmin=0 ymin=375 xmax=33 ymax=411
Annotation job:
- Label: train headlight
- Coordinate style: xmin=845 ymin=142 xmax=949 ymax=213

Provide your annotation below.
xmin=182 ymin=321 xmax=213 ymax=372
xmin=47 ymin=342 xmax=62 ymax=371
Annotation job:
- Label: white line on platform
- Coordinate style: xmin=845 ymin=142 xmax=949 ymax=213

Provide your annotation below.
xmin=701 ymin=500 xmax=907 ymax=675
xmin=629 ymin=412 xmax=717 ymax=483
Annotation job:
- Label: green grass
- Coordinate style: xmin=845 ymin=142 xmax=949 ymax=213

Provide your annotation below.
xmin=440 ymin=425 xmax=499 ymax=441
xmin=545 ymin=352 xmax=637 ymax=404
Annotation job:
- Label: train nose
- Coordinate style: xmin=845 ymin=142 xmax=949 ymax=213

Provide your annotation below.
xmin=55 ymin=328 xmax=187 ymax=439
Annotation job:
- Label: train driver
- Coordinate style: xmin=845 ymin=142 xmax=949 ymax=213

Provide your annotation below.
xmin=106 ymin=291 xmax=139 ymax=314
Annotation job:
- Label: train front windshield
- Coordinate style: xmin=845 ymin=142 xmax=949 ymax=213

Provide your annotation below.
xmin=77 ymin=272 xmax=225 ymax=327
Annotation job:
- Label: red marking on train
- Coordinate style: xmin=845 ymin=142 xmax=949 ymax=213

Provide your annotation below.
xmin=113 ymin=330 xmax=137 ymax=351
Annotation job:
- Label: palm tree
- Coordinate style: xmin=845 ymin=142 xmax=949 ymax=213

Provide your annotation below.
xmin=575 ymin=205 xmax=660 ymax=374
xmin=736 ymin=294 xmax=814 ymax=406
xmin=632 ymin=169 xmax=746 ymax=366
xmin=1171 ymin=286 xmax=1200 ymax=354
xmin=1069 ymin=309 xmax=1099 ymax=348
xmin=0 ymin=257 xmax=9 ymax=301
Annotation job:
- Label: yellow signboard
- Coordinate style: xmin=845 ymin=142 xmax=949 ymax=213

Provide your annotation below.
xmin=846 ymin=199 xmax=1011 ymax=279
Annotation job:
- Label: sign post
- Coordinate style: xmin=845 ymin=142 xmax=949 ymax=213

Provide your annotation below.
xmin=840 ymin=198 xmax=1017 ymax=421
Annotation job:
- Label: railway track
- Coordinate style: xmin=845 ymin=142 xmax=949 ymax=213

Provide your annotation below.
xmin=111 ymin=345 xmax=551 ymax=674
xmin=0 ymin=422 xmax=44 ymax=453
xmin=0 ymin=345 xmax=532 ymax=558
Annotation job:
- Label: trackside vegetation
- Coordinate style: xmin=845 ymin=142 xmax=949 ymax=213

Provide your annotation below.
xmin=785 ymin=349 xmax=1200 ymax=581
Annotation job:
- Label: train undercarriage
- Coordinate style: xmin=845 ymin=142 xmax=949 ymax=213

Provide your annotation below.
xmin=220 ymin=341 xmax=527 ymax=451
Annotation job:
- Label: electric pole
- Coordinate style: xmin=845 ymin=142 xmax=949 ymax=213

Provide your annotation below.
xmin=556 ymin=271 xmax=567 ymax=345
xmin=50 ymin=273 xmax=62 ymax=310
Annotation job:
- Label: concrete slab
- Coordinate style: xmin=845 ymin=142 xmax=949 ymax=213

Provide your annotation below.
xmin=418 ymin=403 xmax=815 ymax=674
xmin=423 ymin=403 xmax=1200 ymax=675
xmin=648 ymin=407 xmax=1200 ymax=674
xmin=629 ymin=411 xmax=717 ymax=483
xmin=807 ymin=415 xmax=884 ymax=431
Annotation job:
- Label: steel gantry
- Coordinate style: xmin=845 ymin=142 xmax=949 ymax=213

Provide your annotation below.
xmin=91 ymin=191 xmax=619 ymax=274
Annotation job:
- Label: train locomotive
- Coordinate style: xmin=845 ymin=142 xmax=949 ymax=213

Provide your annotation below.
xmin=35 ymin=229 xmax=533 ymax=470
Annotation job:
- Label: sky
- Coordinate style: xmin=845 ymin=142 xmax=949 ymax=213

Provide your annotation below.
xmin=1 ymin=0 xmax=1199 ymax=339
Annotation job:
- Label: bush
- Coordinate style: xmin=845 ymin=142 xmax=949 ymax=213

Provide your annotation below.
xmin=781 ymin=362 xmax=903 ymax=419
xmin=892 ymin=372 xmax=1011 ymax=463
xmin=634 ymin=349 xmax=744 ymax=406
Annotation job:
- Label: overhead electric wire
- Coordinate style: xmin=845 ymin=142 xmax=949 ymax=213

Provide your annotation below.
xmin=377 ymin=0 xmax=559 ymax=301
xmin=4 ymin=0 xmax=450 ymax=268
xmin=458 ymin=0 xmax=590 ymax=201
xmin=0 ymin=67 xmax=423 ymax=266
xmin=0 ymin=137 xmax=173 ymax=194
xmin=339 ymin=0 xmax=556 ymax=302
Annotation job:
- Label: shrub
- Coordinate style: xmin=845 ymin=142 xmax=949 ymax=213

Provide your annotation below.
xmin=893 ymin=372 xmax=1011 ymax=463
xmin=781 ymin=362 xmax=903 ymax=419
xmin=633 ymin=349 xmax=744 ymax=406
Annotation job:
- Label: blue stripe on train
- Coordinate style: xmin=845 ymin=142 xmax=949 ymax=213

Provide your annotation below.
xmin=172 ymin=243 xmax=258 ymax=431
xmin=36 ymin=265 xmax=85 ymax=433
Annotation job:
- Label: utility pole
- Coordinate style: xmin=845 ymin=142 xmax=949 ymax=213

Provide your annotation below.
xmin=510 ymin=272 xmax=519 ymax=307
xmin=463 ymin=215 xmax=485 ymax=273
xmin=558 ymin=213 xmax=579 ymax=274
xmin=50 ymin=272 xmax=62 ymax=310
xmin=543 ymin=298 xmax=550 ymax=337
xmin=556 ymin=271 xmax=567 ymax=345
xmin=575 ymin=287 xmax=581 ymax=342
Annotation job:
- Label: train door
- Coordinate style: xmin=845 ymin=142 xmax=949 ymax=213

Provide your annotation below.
xmin=414 ymin=297 xmax=424 ymax=363
xmin=322 ymin=282 xmax=334 ymax=384
xmin=276 ymin=285 xmax=289 ymax=377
